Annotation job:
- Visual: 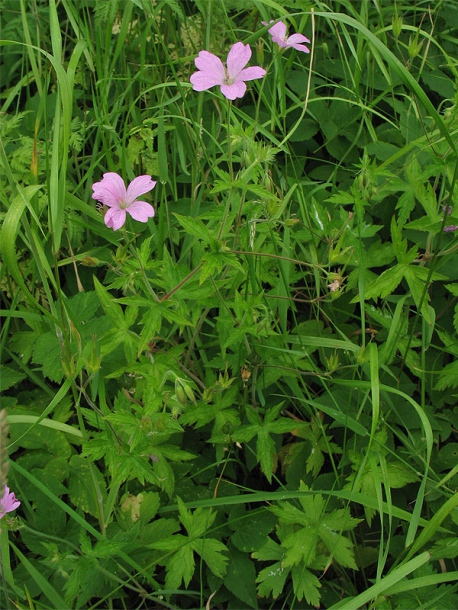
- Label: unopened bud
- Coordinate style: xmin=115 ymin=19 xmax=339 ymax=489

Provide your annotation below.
xmin=392 ymin=14 xmax=403 ymax=38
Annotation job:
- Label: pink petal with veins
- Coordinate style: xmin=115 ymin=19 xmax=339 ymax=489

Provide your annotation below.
xmin=92 ymin=172 xmax=127 ymax=207
xmin=236 ymin=66 xmax=267 ymax=82
xmin=126 ymin=176 xmax=157 ymax=203
xmin=104 ymin=207 xmax=127 ymax=231
xmin=127 ymin=201 xmax=155 ymax=222
xmin=226 ymin=42 xmax=251 ymax=78
xmin=194 ymin=51 xmax=226 ymax=79
xmin=220 ymin=81 xmax=247 ymax=100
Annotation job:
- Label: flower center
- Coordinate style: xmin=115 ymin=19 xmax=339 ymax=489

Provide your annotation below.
xmin=223 ymin=68 xmax=234 ymax=86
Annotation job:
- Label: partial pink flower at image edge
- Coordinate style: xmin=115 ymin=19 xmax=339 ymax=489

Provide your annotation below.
xmin=0 ymin=486 xmax=20 ymax=519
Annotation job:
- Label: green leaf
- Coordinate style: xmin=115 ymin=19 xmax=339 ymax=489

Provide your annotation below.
xmin=173 ymin=213 xmax=211 ymax=242
xmin=93 ymin=276 xmax=125 ymax=327
xmin=282 ymin=526 xmax=318 ymax=567
xmin=257 ymin=428 xmax=276 ymax=482
xmin=318 ymin=528 xmax=358 ymax=569
xmin=32 ymin=331 xmax=63 ymax=383
xmin=0 ymin=364 xmax=26 ymax=391
xmin=291 ymin=565 xmax=322 ymax=606
xmin=231 ymin=510 xmax=277 ymax=552
xmin=435 ymin=361 xmax=458 ymax=391
xmin=364 ymin=265 xmax=405 ymax=300
xmin=224 ymin=547 xmax=258 ymax=609
xmin=256 ymin=561 xmax=289 ymax=599
xmin=165 ymin=544 xmax=195 ymax=589
xmin=68 ymin=455 xmax=106 ymax=518
xmin=192 ymin=537 xmax=228 ymax=578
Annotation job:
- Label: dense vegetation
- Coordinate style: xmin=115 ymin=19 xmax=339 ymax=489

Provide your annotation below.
xmin=1 ymin=0 xmax=458 ymax=608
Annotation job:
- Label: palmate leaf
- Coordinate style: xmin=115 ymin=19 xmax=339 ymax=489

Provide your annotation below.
xmin=150 ymin=498 xmax=228 ymax=589
xmin=177 ymin=497 xmax=217 ymax=538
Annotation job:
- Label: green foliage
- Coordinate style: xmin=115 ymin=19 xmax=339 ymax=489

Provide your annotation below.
xmin=1 ymin=0 xmax=458 ymax=608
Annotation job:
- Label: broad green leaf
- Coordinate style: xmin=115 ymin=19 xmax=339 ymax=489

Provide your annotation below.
xmin=224 ymin=547 xmax=258 ymax=609
xmin=231 ymin=510 xmax=277 ymax=552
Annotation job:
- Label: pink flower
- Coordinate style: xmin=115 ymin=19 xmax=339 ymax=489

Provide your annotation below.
xmin=444 ymin=225 xmax=458 ymax=232
xmin=190 ymin=42 xmax=266 ymax=100
xmin=92 ymin=172 xmax=156 ymax=231
xmin=0 ymin=486 xmax=20 ymax=519
xmin=263 ymin=20 xmax=310 ymax=53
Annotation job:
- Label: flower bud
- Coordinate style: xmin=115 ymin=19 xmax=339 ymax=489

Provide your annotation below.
xmin=392 ymin=14 xmax=403 ymax=38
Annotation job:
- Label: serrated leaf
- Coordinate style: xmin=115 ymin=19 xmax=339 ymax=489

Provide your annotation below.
xmin=32 ymin=331 xmax=63 ymax=382
xmin=256 ymin=561 xmax=289 ymax=599
xmin=231 ymin=511 xmax=277 ymax=552
xmin=173 ymin=213 xmax=211 ymax=242
xmin=165 ymin=544 xmax=195 ymax=589
xmin=68 ymin=455 xmax=106 ymax=517
xmin=364 ymin=265 xmax=405 ymax=300
xmin=282 ymin=526 xmax=317 ymax=567
xmin=65 ymin=290 xmax=100 ymax=327
xmin=318 ymin=528 xmax=358 ymax=568
xmin=93 ymin=276 xmax=125 ymax=327
xmin=0 ymin=364 xmax=26 ymax=391
xmin=435 ymin=361 xmax=458 ymax=391
xmin=257 ymin=428 xmax=276 ymax=482
xmin=386 ymin=462 xmax=418 ymax=488
xmin=291 ymin=565 xmax=322 ymax=605
xmin=192 ymin=537 xmax=228 ymax=578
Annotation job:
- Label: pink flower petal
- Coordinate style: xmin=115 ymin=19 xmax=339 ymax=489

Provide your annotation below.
xmin=190 ymin=71 xmax=224 ymax=91
xmin=104 ymin=207 xmax=127 ymax=231
xmin=194 ymin=51 xmax=226 ymax=81
xmin=0 ymin=486 xmax=20 ymax=519
xmin=226 ymin=42 xmax=251 ymax=79
xmin=287 ymin=33 xmax=310 ymax=45
xmin=126 ymin=175 xmax=156 ymax=204
xmin=267 ymin=21 xmax=287 ymax=41
xmin=127 ymin=201 xmax=155 ymax=222
xmin=289 ymin=42 xmax=310 ymax=53
xmin=236 ymin=66 xmax=267 ymax=82
xmin=220 ymin=81 xmax=247 ymax=100
xmin=287 ymin=34 xmax=310 ymax=52
xmin=92 ymin=172 xmax=126 ymax=207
